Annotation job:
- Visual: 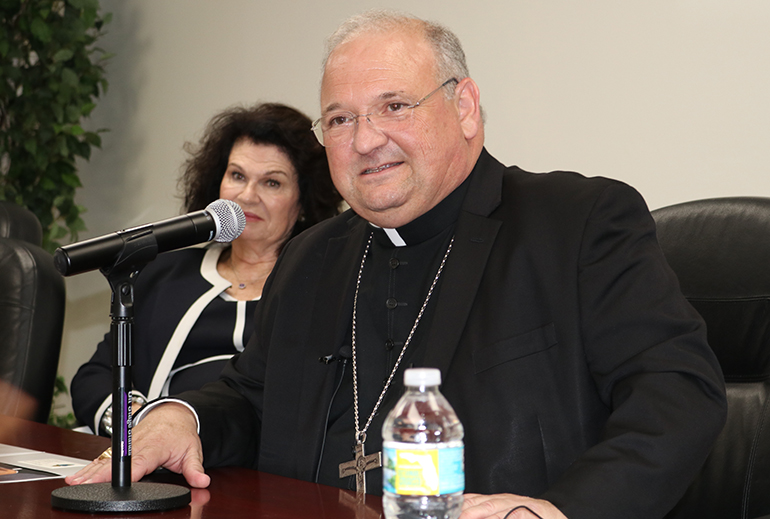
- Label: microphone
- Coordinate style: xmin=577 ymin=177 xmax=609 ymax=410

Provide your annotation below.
xmin=319 ymin=345 xmax=352 ymax=364
xmin=54 ymin=199 xmax=246 ymax=276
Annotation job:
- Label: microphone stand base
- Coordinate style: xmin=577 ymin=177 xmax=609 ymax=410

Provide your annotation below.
xmin=51 ymin=482 xmax=190 ymax=513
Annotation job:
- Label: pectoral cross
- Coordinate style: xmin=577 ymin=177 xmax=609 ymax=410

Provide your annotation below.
xmin=339 ymin=442 xmax=382 ymax=495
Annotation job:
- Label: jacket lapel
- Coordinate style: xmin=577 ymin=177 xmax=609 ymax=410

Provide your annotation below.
xmin=308 ymin=215 xmax=368 ymax=360
xmin=294 ymin=215 xmax=369 ymax=478
xmin=423 ymin=149 xmax=504 ymax=376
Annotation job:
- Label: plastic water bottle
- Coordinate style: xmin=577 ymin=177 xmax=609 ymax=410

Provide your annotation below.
xmin=382 ymin=367 xmax=464 ymax=519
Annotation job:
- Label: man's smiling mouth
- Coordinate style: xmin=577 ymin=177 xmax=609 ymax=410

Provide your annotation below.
xmin=362 ymin=162 xmax=402 ymax=175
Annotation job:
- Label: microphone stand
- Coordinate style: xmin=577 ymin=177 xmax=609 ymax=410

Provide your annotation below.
xmin=52 ymin=230 xmax=190 ymax=513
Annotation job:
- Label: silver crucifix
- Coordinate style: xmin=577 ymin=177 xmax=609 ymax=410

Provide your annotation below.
xmin=339 ymin=442 xmax=382 ymax=495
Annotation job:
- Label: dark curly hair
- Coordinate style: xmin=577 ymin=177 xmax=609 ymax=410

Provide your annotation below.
xmin=179 ymin=103 xmax=342 ymax=237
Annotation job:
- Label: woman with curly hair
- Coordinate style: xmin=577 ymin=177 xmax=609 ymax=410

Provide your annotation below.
xmin=71 ymin=103 xmax=341 ymax=435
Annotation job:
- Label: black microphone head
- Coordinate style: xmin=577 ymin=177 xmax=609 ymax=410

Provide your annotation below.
xmin=206 ymin=199 xmax=246 ymax=243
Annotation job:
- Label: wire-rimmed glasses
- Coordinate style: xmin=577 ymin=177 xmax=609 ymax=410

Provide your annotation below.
xmin=311 ymin=78 xmax=458 ymax=147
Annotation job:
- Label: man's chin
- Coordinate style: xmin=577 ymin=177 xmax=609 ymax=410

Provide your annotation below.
xmin=354 ymin=202 xmax=419 ymax=229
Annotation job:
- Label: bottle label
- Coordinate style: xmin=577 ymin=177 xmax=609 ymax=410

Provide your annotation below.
xmin=382 ymin=441 xmax=464 ymax=496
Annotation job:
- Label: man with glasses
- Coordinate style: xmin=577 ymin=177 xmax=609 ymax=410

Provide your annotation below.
xmin=67 ymin=9 xmax=726 ymax=519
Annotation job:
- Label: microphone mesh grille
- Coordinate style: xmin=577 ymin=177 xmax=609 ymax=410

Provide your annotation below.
xmin=206 ymin=199 xmax=246 ymax=242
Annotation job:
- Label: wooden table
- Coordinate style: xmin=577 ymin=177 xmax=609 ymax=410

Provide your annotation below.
xmin=0 ymin=415 xmax=383 ymax=518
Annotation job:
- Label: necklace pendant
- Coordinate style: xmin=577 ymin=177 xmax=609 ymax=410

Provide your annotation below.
xmin=339 ymin=442 xmax=382 ymax=495
xmin=238 ymin=283 xmax=246 ymax=289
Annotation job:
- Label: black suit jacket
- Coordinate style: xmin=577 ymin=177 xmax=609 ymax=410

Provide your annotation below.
xmin=180 ymin=149 xmax=726 ymax=519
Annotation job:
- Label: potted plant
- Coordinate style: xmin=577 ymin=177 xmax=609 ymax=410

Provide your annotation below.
xmin=1 ymin=0 xmax=111 ymax=428
xmin=1 ymin=0 xmax=111 ymax=252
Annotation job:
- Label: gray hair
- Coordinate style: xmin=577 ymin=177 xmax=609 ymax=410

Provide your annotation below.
xmin=322 ymin=9 xmax=470 ymax=94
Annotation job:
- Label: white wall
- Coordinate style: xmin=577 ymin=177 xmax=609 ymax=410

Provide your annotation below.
xmin=57 ymin=0 xmax=770 ymax=416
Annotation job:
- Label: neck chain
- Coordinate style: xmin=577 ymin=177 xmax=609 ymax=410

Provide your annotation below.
xmin=229 ymin=254 xmax=247 ymax=290
xmin=351 ymin=231 xmax=454 ymax=445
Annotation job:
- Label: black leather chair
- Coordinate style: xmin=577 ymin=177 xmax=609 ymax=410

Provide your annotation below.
xmin=652 ymin=197 xmax=770 ymax=519
xmin=0 ymin=201 xmax=66 ymax=423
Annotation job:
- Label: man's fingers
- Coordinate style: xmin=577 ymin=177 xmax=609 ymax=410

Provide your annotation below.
xmin=65 ymin=457 xmax=111 ymax=485
xmin=181 ymin=455 xmax=211 ymax=488
xmin=461 ymin=493 xmax=511 ymax=518
xmin=65 ymin=446 xmax=209 ymax=488
xmin=461 ymin=493 xmax=564 ymax=519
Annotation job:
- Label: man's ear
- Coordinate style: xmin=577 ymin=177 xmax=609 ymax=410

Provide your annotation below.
xmin=456 ymin=77 xmax=482 ymax=140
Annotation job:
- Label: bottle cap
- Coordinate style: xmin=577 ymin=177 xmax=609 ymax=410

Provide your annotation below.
xmin=404 ymin=367 xmax=441 ymax=387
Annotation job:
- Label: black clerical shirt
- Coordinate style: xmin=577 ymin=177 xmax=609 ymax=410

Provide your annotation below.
xmin=316 ymin=175 xmax=471 ymax=494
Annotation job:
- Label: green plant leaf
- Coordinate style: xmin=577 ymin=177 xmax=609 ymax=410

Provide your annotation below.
xmin=53 ymin=48 xmax=74 ymax=62
xmin=58 ymin=137 xmax=69 ymax=156
xmin=40 ymin=177 xmax=57 ymax=190
xmin=83 ymin=131 xmax=101 ymax=147
xmin=65 ymin=104 xmax=80 ymax=123
xmin=49 ymin=374 xmax=79 ymax=429
xmin=35 ymin=154 xmax=49 ymax=170
xmin=61 ymin=172 xmax=82 ymax=188
xmin=80 ymin=101 xmax=96 ymax=115
xmin=51 ymin=103 xmax=64 ymax=124
xmin=24 ymin=139 xmax=37 ymax=154
xmin=61 ymin=67 xmax=79 ymax=87
xmin=30 ymin=18 xmax=53 ymax=43
xmin=49 ymin=222 xmax=68 ymax=240
xmin=73 ymin=140 xmax=90 ymax=159
xmin=82 ymin=8 xmax=97 ymax=28
xmin=68 ymin=216 xmax=86 ymax=234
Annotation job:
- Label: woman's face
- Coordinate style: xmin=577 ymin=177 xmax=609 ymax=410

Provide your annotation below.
xmin=219 ymin=140 xmax=301 ymax=253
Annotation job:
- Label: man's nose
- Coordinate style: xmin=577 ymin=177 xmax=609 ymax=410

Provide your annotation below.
xmin=351 ymin=115 xmax=388 ymax=155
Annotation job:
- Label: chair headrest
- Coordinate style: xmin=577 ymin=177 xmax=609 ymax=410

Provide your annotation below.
xmin=652 ymin=197 xmax=770 ymax=380
xmin=0 ymin=201 xmax=43 ymax=246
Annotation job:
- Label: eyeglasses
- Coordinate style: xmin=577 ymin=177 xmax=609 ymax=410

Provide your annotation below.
xmin=311 ymin=78 xmax=458 ymax=147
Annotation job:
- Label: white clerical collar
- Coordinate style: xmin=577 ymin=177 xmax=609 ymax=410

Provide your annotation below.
xmin=365 ymin=173 xmax=472 ymax=248
xmin=368 ymin=224 xmax=407 ymax=247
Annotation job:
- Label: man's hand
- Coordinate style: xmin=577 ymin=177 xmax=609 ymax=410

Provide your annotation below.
xmin=461 ymin=493 xmax=568 ymax=519
xmin=64 ymin=402 xmax=210 ymax=488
